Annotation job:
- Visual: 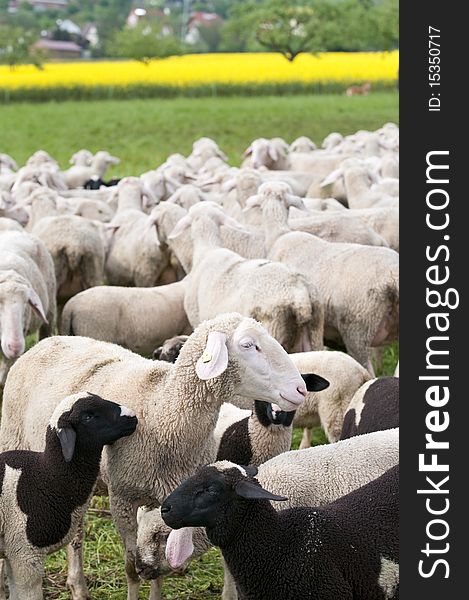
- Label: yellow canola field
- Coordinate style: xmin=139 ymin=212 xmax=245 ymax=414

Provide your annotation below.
xmin=0 ymin=51 xmax=398 ymax=90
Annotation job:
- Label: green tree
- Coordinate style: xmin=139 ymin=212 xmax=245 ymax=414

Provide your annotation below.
xmin=372 ymin=0 xmax=399 ymax=50
xmin=198 ymin=20 xmax=224 ymax=52
xmin=107 ymin=23 xmax=183 ymax=64
xmin=0 ymin=25 xmax=44 ymax=70
xmin=229 ymin=0 xmax=335 ymax=62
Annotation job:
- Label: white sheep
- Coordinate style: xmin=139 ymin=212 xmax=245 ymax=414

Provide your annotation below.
xmin=63 ymin=151 xmax=120 ymax=189
xmin=106 ymin=182 xmax=170 ymax=287
xmin=186 ymin=137 xmax=228 ymax=171
xmin=31 ymin=211 xmax=105 ymax=304
xmin=60 ymin=279 xmax=192 ymax=355
xmin=0 ymin=217 xmax=23 ymax=233
xmin=69 ymin=149 xmax=94 ymax=167
xmin=323 ymin=163 xmax=398 ymax=209
xmin=0 ymin=312 xmax=310 ymax=600
xmin=0 ymin=231 xmax=56 ymax=387
xmin=242 ymin=138 xmax=290 ymax=170
xmin=289 ymin=136 xmax=317 ymax=153
xmin=0 ymin=193 xmax=29 ymax=227
xmin=255 ymin=182 xmax=399 ymax=373
xmin=168 ymin=204 xmax=324 ymax=352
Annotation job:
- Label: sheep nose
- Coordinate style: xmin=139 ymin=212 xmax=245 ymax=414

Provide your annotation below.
xmin=6 ymin=341 xmax=24 ymax=358
xmin=296 ymin=386 xmax=307 ymax=397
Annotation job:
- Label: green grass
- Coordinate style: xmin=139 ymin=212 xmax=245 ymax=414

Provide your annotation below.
xmin=2 ymin=93 xmax=399 ymax=598
xmin=0 ymin=93 xmax=398 ymax=175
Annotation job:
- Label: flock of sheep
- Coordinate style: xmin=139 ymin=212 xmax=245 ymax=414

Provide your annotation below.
xmin=0 ymin=123 xmax=399 ymax=600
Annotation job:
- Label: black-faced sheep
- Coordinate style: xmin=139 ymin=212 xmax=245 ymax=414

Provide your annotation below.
xmin=0 ymin=392 xmax=137 ymax=600
xmin=162 ymin=461 xmax=399 ymax=600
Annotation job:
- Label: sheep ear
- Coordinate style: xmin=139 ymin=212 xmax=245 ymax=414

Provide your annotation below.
xmin=168 ymin=214 xmax=192 ymax=240
xmin=234 ymin=480 xmax=287 ymax=502
xmin=243 ymin=465 xmax=258 ymax=477
xmin=166 ymin=527 xmax=195 ymax=569
xmin=243 ymin=194 xmax=262 ymax=211
xmin=242 ymin=146 xmax=253 ymax=158
xmin=221 ymin=214 xmax=246 ymax=232
xmin=301 ymin=373 xmax=330 ymax=392
xmin=268 ymin=145 xmax=279 ymax=162
xmin=153 ymin=347 xmax=163 ymax=360
xmin=286 ymin=194 xmax=307 ymax=211
xmin=221 ymin=178 xmax=237 ymax=193
xmin=320 ymin=168 xmax=343 ymax=188
xmin=57 ymin=427 xmax=76 ymax=462
xmin=28 ymin=288 xmax=48 ymax=324
xmin=196 ymin=331 xmax=228 ymax=380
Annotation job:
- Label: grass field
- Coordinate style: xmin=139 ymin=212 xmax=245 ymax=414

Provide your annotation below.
xmin=0 ymin=93 xmax=398 ymax=173
xmin=2 ymin=92 xmax=399 ymax=599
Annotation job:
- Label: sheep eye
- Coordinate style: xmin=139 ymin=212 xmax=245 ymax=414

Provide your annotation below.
xmin=82 ymin=413 xmax=94 ymax=422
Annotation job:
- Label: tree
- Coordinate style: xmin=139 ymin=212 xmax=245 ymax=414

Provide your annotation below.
xmin=107 ymin=24 xmax=183 ymax=64
xmin=0 ymin=26 xmax=44 ymax=70
xmin=198 ymin=20 xmax=224 ymax=52
xmin=225 ymin=0 xmax=399 ymax=59
xmin=228 ymin=0 xmax=338 ymax=62
xmin=372 ymin=0 xmax=399 ymax=50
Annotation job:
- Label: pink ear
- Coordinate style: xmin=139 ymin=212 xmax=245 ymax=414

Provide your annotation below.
xmin=28 ymin=288 xmax=48 ymax=324
xmin=168 ymin=214 xmax=192 ymax=240
xmin=196 ymin=331 xmax=228 ymax=380
xmin=166 ymin=528 xmax=195 ymax=569
xmin=242 ymin=146 xmax=253 ymax=158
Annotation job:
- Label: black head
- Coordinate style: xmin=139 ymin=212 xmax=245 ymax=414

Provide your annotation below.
xmin=301 ymin=373 xmax=330 ymax=392
xmin=53 ymin=393 xmax=138 ymax=462
xmin=254 ymin=401 xmax=295 ymax=427
xmin=161 ymin=461 xmax=286 ymax=531
xmin=84 ymin=178 xmax=102 ymax=190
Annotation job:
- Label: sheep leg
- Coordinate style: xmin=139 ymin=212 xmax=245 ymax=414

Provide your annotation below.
xmin=108 ymin=492 xmax=141 ymax=600
xmin=371 ymin=347 xmax=384 ymax=374
xmin=340 ymin=329 xmax=375 ymax=377
xmin=299 ymin=427 xmax=312 ymax=449
xmin=0 ymin=357 xmax=13 ymax=389
xmin=3 ymin=558 xmax=43 ymax=600
xmin=0 ymin=559 xmax=6 ymax=600
xmin=221 ymin=558 xmax=238 ymax=600
xmin=66 ymin=522 xmax=91 ymax=600
xmin=149 ymin=577 xmax=163 ymax=600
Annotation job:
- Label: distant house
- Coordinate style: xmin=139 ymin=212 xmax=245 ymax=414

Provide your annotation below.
xmin=56 ymin=19 xmax=82 ymax=37
xmin=8 ymin=0 xmax=68 ymax=11
xmin=185 ymin=12 xmax=223 ymax=45
xmin=82 ymin=23 xmax=99 ymax=48
xmin=32 ymin=39 xmax=82 ymax=59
